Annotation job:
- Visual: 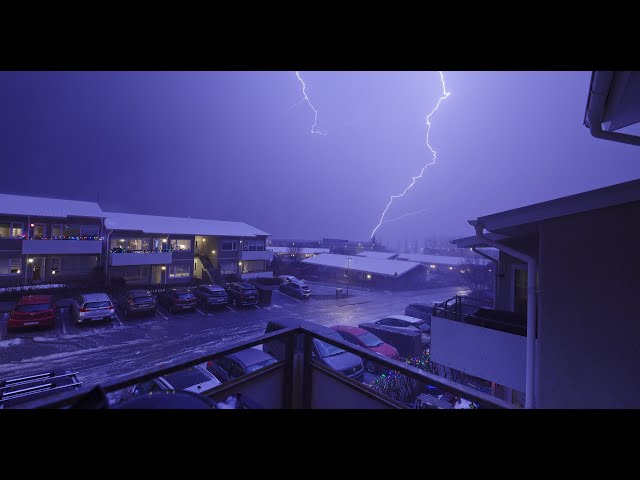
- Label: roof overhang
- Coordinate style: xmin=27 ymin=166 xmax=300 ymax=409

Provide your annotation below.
xmin=584 ymin=71 xmax=640 ymax=146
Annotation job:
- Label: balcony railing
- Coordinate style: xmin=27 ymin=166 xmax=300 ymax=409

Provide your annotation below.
xmin=431 ymin=295 xmax=528 ymax=392
xmin=21 ymin=322 xmax=513 ymax=409
xmin=110 ymin=250 xmax=173 ymax=266
xmin=240 ymin=250 xmax=272 ymax=261
xmin=22 ymin=239 xmax=103 ymax=255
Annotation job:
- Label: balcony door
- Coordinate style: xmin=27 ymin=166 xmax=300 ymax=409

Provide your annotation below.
xmin=31 ymin=257 xmax=44 ymax=282
xmin=33 ymin=224 xmax=46 ymax=239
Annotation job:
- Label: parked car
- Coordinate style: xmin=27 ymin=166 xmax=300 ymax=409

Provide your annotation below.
xmin=404 ymin=303 xmax=433 ymax=324
xmin=277 ymin=275 xmax=301 ymax=284
xmin=194 ymin=284 xmax=228 ymax=309
xmin=71 ymin=293 xmax=116 ymax=325
xmin=225 ymin=282 xmax=259 ymax=307
xmin=331 ymin=325 xmax=399 ymax=373
xmin=123 ymin=364 xmax=221 ymax=400
xmin=157 ymin=288 xmax=198 ymax=313
xmin=206 ymin=348 xmax=278 ymax=383
xmin=264 ymin=319 xmax=365 ymax=382
xmin=366 ymin=315 xmax=431 ymax=346
xmin=119 ymin=289 xmax=156 ymax=318
xmin=279 ymin=280 xmax=311 ymax=299
xmin=7 ymin=295 xmax=56 ymax=331
xmin=0 ymin=370 xmax=82 ymax=409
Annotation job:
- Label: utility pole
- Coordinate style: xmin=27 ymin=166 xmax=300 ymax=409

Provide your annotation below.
xmin=347 ymin=257 xmax=351 ymax=297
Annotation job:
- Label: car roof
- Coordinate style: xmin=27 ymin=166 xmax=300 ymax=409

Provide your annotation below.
xmin=228 ymin=348 xmax=276 ymax=367
xmin=171 ymin=288 xmax=191 ymax=293
xmin=18 ymin=295 xmax=53 ymax=305
xmin=331 ymin=325 xmax=369 ymax=336
xmin=128 ymin=290 xmax=152 ymax=296
xmin=81 ymin=293 xmax=111 ymax=302
xmin=382 ymin=314 xmax=425 ymax=323
xmin=201 ymin=284 xmax=224 ymax=291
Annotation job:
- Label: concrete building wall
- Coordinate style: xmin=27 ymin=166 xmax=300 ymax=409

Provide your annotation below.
xmin=538 ymin=202 xmax=640 ymax=408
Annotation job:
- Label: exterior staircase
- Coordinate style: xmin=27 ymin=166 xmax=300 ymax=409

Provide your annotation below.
xmin=196 ymin=254 xmax=225 ymax=286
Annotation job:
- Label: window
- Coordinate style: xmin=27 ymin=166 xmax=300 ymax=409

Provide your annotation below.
xmin=221 ymin=241 xmax=238 ymax=251
xmin=55 ymin=225 xmax=99 ymax=238
xmin=0 ymin=222 xmax=23 ymax=237
xmin=170 ymin=239 xmax=192 ymax=251
xmin=121 ymin=266 xmax=150 ymax=282
xmin=50 ymin=257 xmax=61 ymax=274
xmin=242 ymin=239 xmax=265 ymax=251
xmin=111 ymin=238 xmax=151 ymax=251
xmin=241 ymin=260 xmax=265 ymax=273
xmin=169 ymin=264 xmax=191 ymax=278
xmin=0 ymin=258 xmax=22 ymax=275
xmin=32 ymin=224 xmax=46 ymax=239
xmin=51 ymin=224 xmax=63 ymax=237
xmin=220 ymin=262 xmax=238 ymax=274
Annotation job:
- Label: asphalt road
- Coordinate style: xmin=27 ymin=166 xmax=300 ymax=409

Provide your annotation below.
xmin=0 ymin=282 xmax=469 ymax=390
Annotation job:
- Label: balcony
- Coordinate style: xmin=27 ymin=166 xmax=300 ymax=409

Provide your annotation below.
xmin=430 ymin=296 xmax=527 ymax=392
xmin=22 ymin=239 xmax=103 ymax=255
xmin=110 ymin=250 xmax=172 ymax=266
xmin=240 ymin=250 xmax=272 ymax=261
xmin=240 ymin=271 xmax=273 ymax=280
xmin=21 ymin=321 xmax=513 ymax=410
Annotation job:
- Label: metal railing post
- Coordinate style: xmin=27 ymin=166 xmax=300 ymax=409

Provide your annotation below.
xmin=302 ymin=333 xmax=313 ymax=409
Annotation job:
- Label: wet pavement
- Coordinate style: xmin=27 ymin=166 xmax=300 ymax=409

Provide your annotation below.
xmin=0 ymin=282 xmax=469 ymax=390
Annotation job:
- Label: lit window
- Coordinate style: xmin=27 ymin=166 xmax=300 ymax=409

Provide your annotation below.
xmin=169 ymin=264 xmax=191 ymax=278
xmin=170 ymin=239 xmax=192 ymax=251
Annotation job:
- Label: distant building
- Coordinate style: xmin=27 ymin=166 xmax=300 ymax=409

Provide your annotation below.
xmin=395 ymin=253 xmax=489 ymax=273
xmin=301 ymin=253 xmax=427 ymax=290
xmin=356 ymin=251 xmax=397 ymax=260
xmin=268 ymin=246 xmax=329 ymax=260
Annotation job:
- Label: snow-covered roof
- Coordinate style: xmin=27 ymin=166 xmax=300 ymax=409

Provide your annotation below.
xmin=104 ymin=212 xmax=269 ymax=237
xmin=395 ymin=253 xmax=475 ymax=266
xmin=356 ymin=251 xmax=398 ymax=259
xmin=268 ymin=247 xmax=329 ymax=255
xmin=302 ymin=253 xmax=422 ymax=277
xmin=0 ymin=193 xmax=104 ymax=219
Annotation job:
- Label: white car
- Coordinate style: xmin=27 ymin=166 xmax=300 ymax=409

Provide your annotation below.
xmin=278 ymin=275 xmax=302 ymax=284
xmin=125 ymin=364 xmax=221 ymax=398
xmin=71 ymin=293 xmax=116 ymax=325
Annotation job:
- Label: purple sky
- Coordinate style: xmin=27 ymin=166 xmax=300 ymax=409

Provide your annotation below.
xmin=1 ymin=71 xmax=639 ymax=246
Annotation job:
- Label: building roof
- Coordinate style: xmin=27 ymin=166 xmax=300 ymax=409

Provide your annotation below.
xmin=268 ymin=247 xmax=329 ymax=255
xmin=395 ymin=253 xmax=471 ymax=266
xmin=0 ymin=193 xmax=104 ymax=219
xmin=472 ymin=178 xmax=640 ymax=238
xmin=356 ymin=251 xmax=397 ymax=259
xmin=451 ymin=233 xmax=509 ymax=249
xmin=104 ymin=212 xmax=269 ymax=237
xmin=301 ymin=253 xmax=422 ymax=277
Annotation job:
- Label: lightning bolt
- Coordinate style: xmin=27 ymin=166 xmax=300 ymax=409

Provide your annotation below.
xmin=379 ymin=208 xmax=432 ymax=226
xmin=295 ymin=71 xmax=327 ymax=135
xmin=370 ymin=71 xmax=451 ymax=238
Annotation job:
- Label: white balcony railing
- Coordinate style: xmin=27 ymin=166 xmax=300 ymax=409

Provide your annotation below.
xmin=22 ymin=239 xmax=103 ymax=255
xmin=110 ymin=251 xmax=172 ymax=266
xmin=240 ymin=250 xmax=272 ymax=261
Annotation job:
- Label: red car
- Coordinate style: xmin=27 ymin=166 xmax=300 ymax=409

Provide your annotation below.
xmin=331 ymin=325 xmax=399 ymax=373
xmin=8 ymin=295 xmax=56 ymax=331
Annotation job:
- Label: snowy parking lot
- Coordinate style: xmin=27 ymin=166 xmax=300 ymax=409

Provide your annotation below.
xmin=0 ymin=282 xmax=469 ymax=390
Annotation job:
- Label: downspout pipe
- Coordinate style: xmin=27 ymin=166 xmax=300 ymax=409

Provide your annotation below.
xmin=585 ymin=71 xmax=640 ymax=147
xmin=471 ymin=247 xmax=498 ymax=308
xmin=469 ymin=220 xmax=537 ymax=409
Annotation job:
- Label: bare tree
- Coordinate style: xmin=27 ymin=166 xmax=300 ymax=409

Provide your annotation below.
xmin=286 ymin=245 xmax=305 ymax=264
xmin=458 ymin=250 xmax=494 ymax=293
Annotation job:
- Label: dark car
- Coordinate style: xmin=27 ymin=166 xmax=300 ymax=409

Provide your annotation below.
xmin=206 ymin=348 xmax=278 ymax=383
xmin=331 ymin=325 xmax=399 ymax=373
xmin=194 ymin=284 xmax=228 ymax=309
xmin=225 ymin=282 xmax=259 ymax=307
xmin=8 ymin=295 xmax=56 ymax=331
xmin=119 ymin=289 xmax=156 ymax=318
xmin=0 ymin=370 xmax=82 ymax=409
xmin=157 ymin=288 xmax=198 ymax=313
xmin=279 ymin=281 xmax=311 ymax=299
xmin=404 ymin=303 xmax=433 ymax=324
xmin=264 ymin=319 xmax=365 ymax=382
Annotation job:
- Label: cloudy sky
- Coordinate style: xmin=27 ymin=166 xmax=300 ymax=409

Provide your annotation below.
xmin=1 ymin=71 xmax=638 ymax=246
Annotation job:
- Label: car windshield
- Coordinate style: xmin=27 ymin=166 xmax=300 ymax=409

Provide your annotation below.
xmin=357 ymin=331 xmax=383 ymax=347
xmin=314 ymin=339 xmax=345 ymax=358
xmin=85 ymin=301 xmax=111 ymax=309
xmin=177 ymin=293 xmax=194 ymax=300
xmin=246 ymin=358 xmax=278 ymax=373
xmin=133 ymin=296 xmax=154 ymax=303
xmin=414 ymin=322 xmax=430 ymax=332
xmin=163 ymin=367 xmax=210 ymax=390
xmin=15 ymin=304 xmax=51 ymax=312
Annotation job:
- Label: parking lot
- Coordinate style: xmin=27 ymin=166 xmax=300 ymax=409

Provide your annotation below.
xmin=0 ymin=282 xmax=469 ymax=389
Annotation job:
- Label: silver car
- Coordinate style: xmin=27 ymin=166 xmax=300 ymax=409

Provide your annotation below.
xmin=125 ymin=364 xmax=221 ymax=398
xmin=71 ymin=293 xmax=116 ymax=325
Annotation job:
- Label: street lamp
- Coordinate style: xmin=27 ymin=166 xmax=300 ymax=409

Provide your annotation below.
xmin=347 ymin=257 xmax=351 ymax=296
